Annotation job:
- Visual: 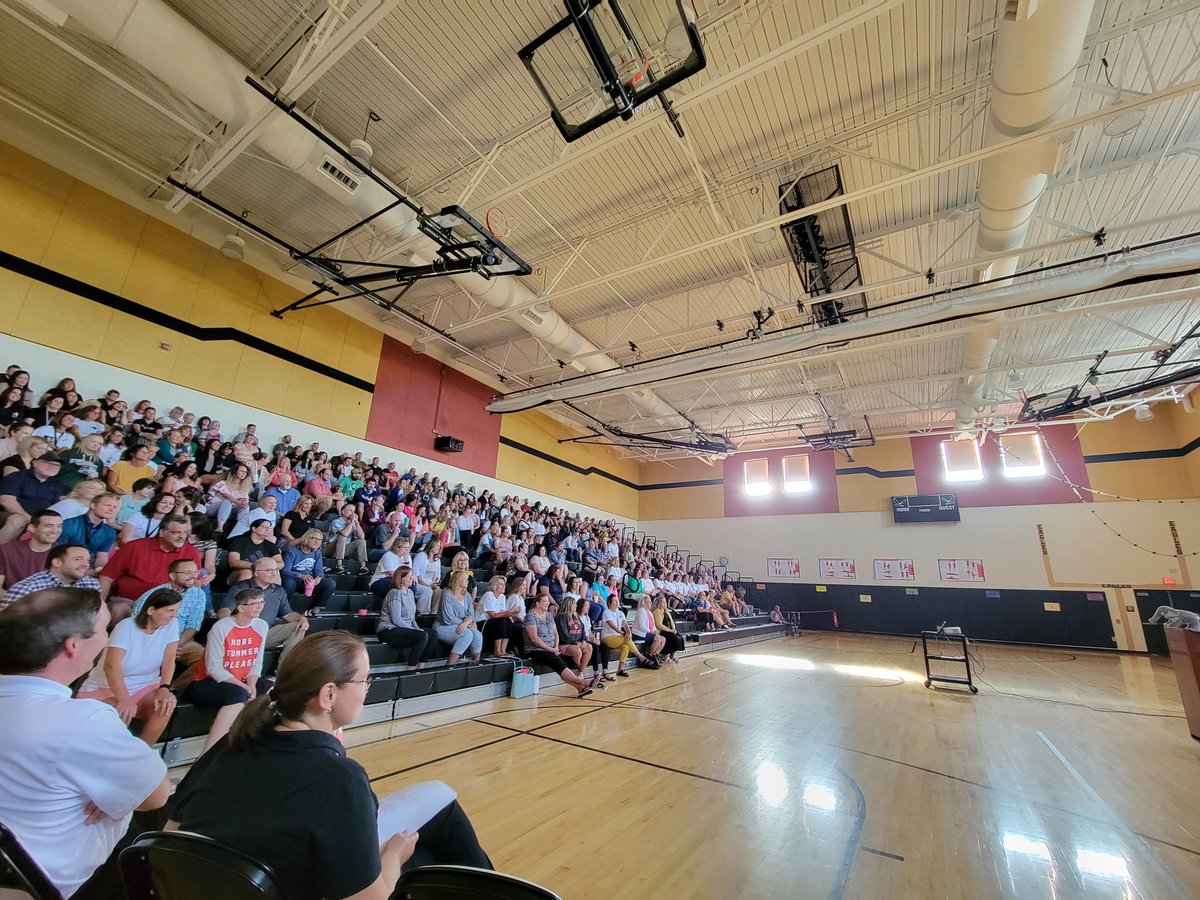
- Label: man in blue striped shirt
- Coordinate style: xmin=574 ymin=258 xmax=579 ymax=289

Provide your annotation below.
xmin=131 ymin=558 xmax=210 ymax=686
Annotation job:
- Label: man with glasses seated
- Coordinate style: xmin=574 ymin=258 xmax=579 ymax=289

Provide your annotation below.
xmin=216 ymin=557 xmax=308 ymax=660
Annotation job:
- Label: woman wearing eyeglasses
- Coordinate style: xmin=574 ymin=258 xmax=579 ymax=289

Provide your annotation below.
xmin=168 ymin=630 xmax=492 ymax=900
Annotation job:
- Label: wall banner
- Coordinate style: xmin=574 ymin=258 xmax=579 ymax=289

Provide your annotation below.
xmin=818 ymin=557 xmax=857 ymax=579
xmin=767 ymin=557 xmax=801 ymax=577
xmin=937 ymin=558 xmax=986 ymax=582
xmin=873 ymin=558 xmax=916 ymax=580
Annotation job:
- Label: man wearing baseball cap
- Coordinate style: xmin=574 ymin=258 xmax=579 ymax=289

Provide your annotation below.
xmin=0 ymin=451 xmax=64 ymax=544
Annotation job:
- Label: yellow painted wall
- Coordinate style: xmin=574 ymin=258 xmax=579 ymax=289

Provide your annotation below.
xmin=1168 ymin=402 xmax=1200 ymax=492
xmin=1077 ymin=414 xmax=1197 ymax=500
xmin=497 ymin=411 xmax=640 ymax=520
xmin=639 ymin=456 xmax=724 ymax=520
xmin=834 ymin=440 xmax=918 ymax=512
xmin=0 ymin=141 xmax=380 ymax=437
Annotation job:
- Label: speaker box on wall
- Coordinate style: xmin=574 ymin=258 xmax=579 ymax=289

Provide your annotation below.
xmin=434 ymin=435 xmax=464 ymax=453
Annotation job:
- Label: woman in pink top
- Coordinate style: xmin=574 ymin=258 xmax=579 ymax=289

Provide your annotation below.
xmin=207 ymin=463 xmax=253 ymax=529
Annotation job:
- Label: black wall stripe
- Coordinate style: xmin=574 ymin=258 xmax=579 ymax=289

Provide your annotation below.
xmin=1083 ymin=434 xmax=1200 ymax=464
xmin=499 ymin=436 xmax=928 ymax=491
xmin=0 ymin=250 xmax=376 ymax=394
xmin=836 ymin=466 xmax=916 ymax=478
xmin=498 ymin=436 xmax=641 ymax=490
xmin=640 ymin=478 xmax=725 ymax=491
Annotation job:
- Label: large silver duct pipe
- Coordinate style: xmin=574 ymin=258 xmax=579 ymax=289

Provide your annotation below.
xmin=29 ymin=0 xmax=686 ymax=426
xmin=953 ymin=0 xmax=1096 ymax=431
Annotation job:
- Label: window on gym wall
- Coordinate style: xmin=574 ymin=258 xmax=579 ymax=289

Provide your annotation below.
xmin=999 ymin=432 xmax=1045 ymax=478
xmin=782 ymin=454 xmax=813 ymax=493
xmin=941 ymin=438 xmax=983 ymax=482
xmin=744 ymin=458 xmax=771 ymax=496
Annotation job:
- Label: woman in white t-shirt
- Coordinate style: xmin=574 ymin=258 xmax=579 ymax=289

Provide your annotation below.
xmin=118 ymin=491 xmax=178 ymax=546
xmin=72 ymin=402 xmax=107 ymax=438
xmin=528 ymin=545 xmax=550 ymax=577
xmin=480 ymin=574 xmax=523 ymax=657
xmin=78 ymin=588 xmax=180 ymax=745
xmin=600 ymin=594 xmax=649 ymax=677
xmin=369 ymin=540 xmax=412 ymax=601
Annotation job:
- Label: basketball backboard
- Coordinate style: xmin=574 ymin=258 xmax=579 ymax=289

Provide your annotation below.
xmin=519 ymin=0 xmax=706 ymax=142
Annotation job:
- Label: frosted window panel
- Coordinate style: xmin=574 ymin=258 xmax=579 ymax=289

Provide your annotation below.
xmin=941 ymin=439 xmax=983 ymax=482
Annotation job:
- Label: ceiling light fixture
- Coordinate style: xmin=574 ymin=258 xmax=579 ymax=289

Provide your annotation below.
xmin=219 ymin=234 xmax=245 ymax=260
xmin=347 ymin=110 xmax=381 ymax=173
xmin=1099 ymin=57 xmax=1145 ymax=139
xmin=753 ymin=211 xmax=778 ymax=244
xmin=1134 ymin=403 xmax=1153 ymax=421
xmin=219 ymin=209 xmax=251 ymax=260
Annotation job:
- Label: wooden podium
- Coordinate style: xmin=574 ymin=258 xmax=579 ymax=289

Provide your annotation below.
xmin=1166 ymin=627 xmax=1200 ymax=742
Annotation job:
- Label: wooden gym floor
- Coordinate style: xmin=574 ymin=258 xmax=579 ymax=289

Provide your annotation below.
xmin=318 ymin=635 xmax=1200 ymax=897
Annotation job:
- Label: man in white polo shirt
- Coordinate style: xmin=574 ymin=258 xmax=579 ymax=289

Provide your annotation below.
xmin=0 ymin=586 xmax=170 ymax=898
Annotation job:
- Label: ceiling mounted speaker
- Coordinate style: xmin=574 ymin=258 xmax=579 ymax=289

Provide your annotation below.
xmin=219 ymin=234 xmax=245 ymax=260
xmin=1134 ymin=403 xmax=1153 ymax=421
xmin=410 ymin=339 xmax=427 ymax=355
xmin=347 ymin=138 xmax=373 ymax=173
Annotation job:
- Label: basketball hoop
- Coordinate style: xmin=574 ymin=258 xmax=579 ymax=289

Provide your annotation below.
xmin=616 ymin=54 xmax=651 ymax=89
xmin=484 ymin=208 xmax=510 ymax=240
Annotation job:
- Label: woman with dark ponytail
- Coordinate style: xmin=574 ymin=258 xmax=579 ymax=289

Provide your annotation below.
xmin=168 ymin=630 xmax=492 ymax=900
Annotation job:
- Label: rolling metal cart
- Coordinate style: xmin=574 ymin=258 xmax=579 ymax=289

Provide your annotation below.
xmin=921 ymin=629 xmax=978 ymax=693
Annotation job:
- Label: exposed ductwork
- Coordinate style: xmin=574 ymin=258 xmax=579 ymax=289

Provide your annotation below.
xmin=953 ymin=0 xmax=1097 ymax=431
xmin=26 ymin=0 xmax=688 ymax=429
xmin=487 ymin=243 xmax=1200 ymax=412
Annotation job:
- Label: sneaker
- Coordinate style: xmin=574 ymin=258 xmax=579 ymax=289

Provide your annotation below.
xmin=577 ymin=685 xmax=594 ymax=698
xmin=595 ymin=681 xmax=608 ymax=690
xmin=588 ymin=671 xmax=603 ymax=689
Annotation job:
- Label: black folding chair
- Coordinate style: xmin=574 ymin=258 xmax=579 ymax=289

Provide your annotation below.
xmin=0 ymin=821 xmax=62 ymax=900
xmin=118 ymin=831 xmax=286 ymax=900
xmin=392 ymin=865 xmax=561 ymax=900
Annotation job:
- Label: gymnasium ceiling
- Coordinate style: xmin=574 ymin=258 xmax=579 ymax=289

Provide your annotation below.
xmin=3 ymin=0 xmax=1200 ymax=460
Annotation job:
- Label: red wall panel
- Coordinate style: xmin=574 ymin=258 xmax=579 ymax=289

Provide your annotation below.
xmin=723 ymin=448 xmax=840 ymax=517
xmin=366 ymin=336 xmax=500 ymax=478
xmin=910 ymin=428 xmax=1087 ymax=507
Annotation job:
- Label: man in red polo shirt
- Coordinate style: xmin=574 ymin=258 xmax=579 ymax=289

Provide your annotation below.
xmin=99 ymin=516 xmax=199 ymax=625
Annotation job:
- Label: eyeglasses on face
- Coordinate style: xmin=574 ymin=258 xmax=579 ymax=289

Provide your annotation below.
xmin=339 ymin=676 xmax=375 ymax=687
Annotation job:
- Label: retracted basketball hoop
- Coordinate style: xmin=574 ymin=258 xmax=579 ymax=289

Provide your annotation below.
xmin=519 ymin=0 xmax=706 ymax=142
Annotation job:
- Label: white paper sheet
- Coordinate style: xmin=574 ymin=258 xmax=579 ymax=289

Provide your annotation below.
xmin=376 ymin=780 xmax=457 ymax=846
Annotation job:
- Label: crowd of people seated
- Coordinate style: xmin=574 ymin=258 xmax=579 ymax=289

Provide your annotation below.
xmin=0 ymin=364 xmax=759 ymax=898
xmin=0 ymin=366 xmax=748 ymax=687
